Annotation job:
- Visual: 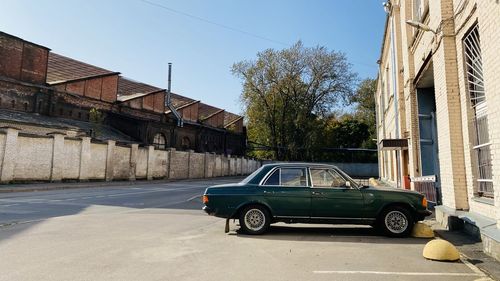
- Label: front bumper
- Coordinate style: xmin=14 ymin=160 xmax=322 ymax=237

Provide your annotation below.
xmin=416 ymin=209 xmax=433 ymax=221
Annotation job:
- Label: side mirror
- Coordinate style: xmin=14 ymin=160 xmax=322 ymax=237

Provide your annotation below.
xmin=345 ymin=181 xmax=351 ymax=188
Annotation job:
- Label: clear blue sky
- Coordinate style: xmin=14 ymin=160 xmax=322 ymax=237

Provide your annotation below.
xmin=1 ymin=0 xmax=386 ymax=114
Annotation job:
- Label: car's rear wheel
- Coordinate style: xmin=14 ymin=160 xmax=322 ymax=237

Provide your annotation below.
xmin=379 ymin=206 xmax=413 ymax=237
xmin=239 ymin=205 xmax=270 ymax=235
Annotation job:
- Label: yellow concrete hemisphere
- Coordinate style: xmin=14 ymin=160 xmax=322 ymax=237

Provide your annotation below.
xmin=411 ymin=222 xmax=435 ymax=238
xmin=368 ymin=178 xmax=379 ymax=186
xmin=422 ymin=239 xmax=460 ymax=261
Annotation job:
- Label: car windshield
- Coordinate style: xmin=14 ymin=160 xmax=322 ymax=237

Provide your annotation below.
xmin=334 ymin=167 xmax=360 ymax=188
xmin=239 ymin=166 xmax=265 ymax=184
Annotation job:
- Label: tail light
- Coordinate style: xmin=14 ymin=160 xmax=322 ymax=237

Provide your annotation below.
xmin=202 ymin=195 xmax=209 ymax=204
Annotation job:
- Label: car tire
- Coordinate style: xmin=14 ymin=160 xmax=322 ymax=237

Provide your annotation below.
xmin=378 ymin=206 xmax=414 ymax=238
xmin=239 ymin=205 xmax=270 ymax=235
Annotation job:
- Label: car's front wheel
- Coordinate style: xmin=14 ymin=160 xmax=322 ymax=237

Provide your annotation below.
xmin=239 ymin=205 xmax=270 ymax=235
xmin=379 ymin=206 xmax=413 ymax=237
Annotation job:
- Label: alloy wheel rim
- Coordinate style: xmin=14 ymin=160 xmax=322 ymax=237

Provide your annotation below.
xmin=245 ymin=209 xmax=265 ymax=231
xmin=384 ymin=210 xmax=408 ymax=234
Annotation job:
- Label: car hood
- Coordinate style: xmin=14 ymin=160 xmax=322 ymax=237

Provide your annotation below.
xmin=363 ymin=185 xmax=422 ymax=196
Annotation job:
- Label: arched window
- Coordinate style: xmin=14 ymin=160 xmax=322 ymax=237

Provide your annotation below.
xmin=153 ymin=133 xmax=167 ymax=150
xmin=181 ymin=136 xmax=191 ymax=150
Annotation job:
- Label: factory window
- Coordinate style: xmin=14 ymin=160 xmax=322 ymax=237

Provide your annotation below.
xmin=153 ymin=133 xmax=167 ymax=150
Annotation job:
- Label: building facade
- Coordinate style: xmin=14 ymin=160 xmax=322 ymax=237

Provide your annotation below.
xmin=376 ymin=0 xmax=500 ymax=259
xmin=0 ymin=32 xmax=246 ymax=156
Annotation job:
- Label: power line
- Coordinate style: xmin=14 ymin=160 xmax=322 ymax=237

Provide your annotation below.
xmin=139 ymin=0 xmax=289 ymax=46
xmin=139 ymin=0 xmax=378 ymax=70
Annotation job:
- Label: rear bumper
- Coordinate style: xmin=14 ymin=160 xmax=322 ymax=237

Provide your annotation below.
xmin=416 ymin=209 xmax=433 ymax=221
xmin=203 ymin=206 xmax=215 ymax=215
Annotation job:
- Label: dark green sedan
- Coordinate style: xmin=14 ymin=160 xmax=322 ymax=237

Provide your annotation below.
xmin=202 ymin=163 xmax=431 ymax=237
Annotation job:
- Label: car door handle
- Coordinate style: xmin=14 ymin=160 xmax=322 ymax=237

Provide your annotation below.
xmin=263 ymin=191 xmax=274 ymax=194
xmin=312 ymin=191 xmax=323 ymax=195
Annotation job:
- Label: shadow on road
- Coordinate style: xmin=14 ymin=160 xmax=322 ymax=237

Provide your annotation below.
xmin=231 ymin=224 xmax=433 ymax=244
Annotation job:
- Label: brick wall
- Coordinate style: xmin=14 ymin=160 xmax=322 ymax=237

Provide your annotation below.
xmin=376 ymin=0 xmax=499 ymax=226
xmin=0 ymin=32 xmax=49 ymax=84
xmin=55 ymin=74 xmax=119 ymax=103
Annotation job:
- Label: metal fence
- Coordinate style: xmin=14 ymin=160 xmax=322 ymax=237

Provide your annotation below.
xmin=412 ymin=175 xmax=439 ymax=204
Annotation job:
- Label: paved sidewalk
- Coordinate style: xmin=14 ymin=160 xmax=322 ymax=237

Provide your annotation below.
xmin=426 ymin=219 xmax=500 ymax=281
xmin=0 ymin=176 xmax=245 ymax=193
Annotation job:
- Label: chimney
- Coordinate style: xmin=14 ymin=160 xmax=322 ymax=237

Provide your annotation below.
xmin=165 ymin=63 xmax=183 ymax=127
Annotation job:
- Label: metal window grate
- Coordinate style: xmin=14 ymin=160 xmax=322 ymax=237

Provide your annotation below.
xmin=414 ymin=0 xmax=423 ymax=21
xmin=153 ymin=133 xmax=167 ymax=150
xmin=464 ymin=24 xmax=493 ymax=198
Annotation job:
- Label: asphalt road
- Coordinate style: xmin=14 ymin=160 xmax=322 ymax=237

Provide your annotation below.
xmin=0 ymin=178 xmax=229 ymax=227
xmin=0 ymin=178 xmax=493 ymax=281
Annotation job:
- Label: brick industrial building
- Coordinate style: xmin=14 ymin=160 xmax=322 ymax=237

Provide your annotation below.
xmin=0 ymin=31 xmax=246 ymax=156
xmin=376 ymin=0 xmax=500 ymax=259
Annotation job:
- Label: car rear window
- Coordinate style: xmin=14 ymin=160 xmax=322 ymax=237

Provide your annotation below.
xmin=263 ymin=169 xmax=280 ymax=185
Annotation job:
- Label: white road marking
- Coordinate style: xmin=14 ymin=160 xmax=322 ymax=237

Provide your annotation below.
xmin=186 ymin=194 xmax=202 ymax=202
xmin=312 ymin=271 xmax=482 ymax=276
xmin=0 ymin=203 xmax=19 ymax=207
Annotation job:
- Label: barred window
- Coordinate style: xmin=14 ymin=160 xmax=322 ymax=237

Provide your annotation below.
xmin=153 ymin=133 xmax=167 ymax=150
xmin=181 ymin=136 xmax=191 ymax=150
xmin=463 ymin=24 xmax=493 ymax=198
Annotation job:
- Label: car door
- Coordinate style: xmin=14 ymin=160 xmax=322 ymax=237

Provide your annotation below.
xmin=309 ymin=168 xmax=365 ymax=219
xmin=261 ymin=167 xmax=311 ymax=218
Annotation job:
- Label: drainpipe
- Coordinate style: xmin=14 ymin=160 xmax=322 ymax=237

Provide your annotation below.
xmin=166 ymin=63 xmax=183 ymax=127
xmin=390 ymin=9 xmax=401 ymax=188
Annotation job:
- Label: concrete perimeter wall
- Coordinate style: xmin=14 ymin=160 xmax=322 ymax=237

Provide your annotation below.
xmin=0 ymin=127 xmax=261 ymax=183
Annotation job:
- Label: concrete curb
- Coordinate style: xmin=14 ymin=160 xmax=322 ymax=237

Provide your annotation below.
xmin=428 ymin=219 xmax=500 ymax=281
xmin=0 ymin=176 xmax=245 ymax=193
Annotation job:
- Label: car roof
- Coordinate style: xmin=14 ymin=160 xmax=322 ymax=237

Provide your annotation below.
xmin=262 ymin=163 xmax=338 ymax=168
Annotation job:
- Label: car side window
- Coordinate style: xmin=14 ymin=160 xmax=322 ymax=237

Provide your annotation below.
xmin=263 ymin=169 xmax=280 ymax=185
xmin=280 ymin=168 xmax=307 ymax=187
xmin=310 ymin=168 xmax=346 ymax=188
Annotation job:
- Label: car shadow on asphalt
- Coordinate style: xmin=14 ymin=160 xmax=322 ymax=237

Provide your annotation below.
xmin=231 ymin=224 xmax=432 ymax=244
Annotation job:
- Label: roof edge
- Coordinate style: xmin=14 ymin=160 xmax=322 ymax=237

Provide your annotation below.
xmin=176 ymin=100 xmax=200 ymax=110
xmin=117 ymin=89 xmax=165 ymax=103
xmin=224 ymin=116 xmax=243 ymax=128
xmin=48 ymin=72 xmax=121 ymax=85
xmin=200 ymin=109 xmax=225 ymax=121
xmin=0 ymin=31 xmax=51 ymax=50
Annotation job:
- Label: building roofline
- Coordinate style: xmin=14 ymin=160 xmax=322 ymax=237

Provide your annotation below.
xmin=175 ymin=100 xmax=200 ymax=110
xmin=117 ymin=89 xmax=165 ymax=103
xmin=0 ymin=31 xmax=51 ymax=50
xmin=48 ymin=72 xmax=120 ymax=85
xmin=224 ymin=116 xmax=243 ymax=128
xmin=200 ymin=109 xmax=225 ymax=121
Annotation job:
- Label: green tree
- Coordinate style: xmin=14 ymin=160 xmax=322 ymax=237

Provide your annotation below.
xmin=89 ymin=108 xmax=104 ymax=138
xmin=232 ymin=42 xmax=357 ymax=160
xmin=350 ymin=78 xmax=377 ymax=148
